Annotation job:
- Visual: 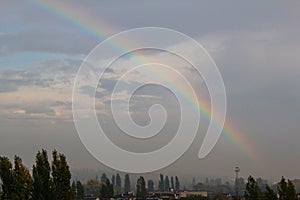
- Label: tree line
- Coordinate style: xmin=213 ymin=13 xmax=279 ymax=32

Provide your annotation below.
xmin=0 ymin=149 xmax=83 ymax=200
xmin=243 ymin=175 xmax=297 ymax=200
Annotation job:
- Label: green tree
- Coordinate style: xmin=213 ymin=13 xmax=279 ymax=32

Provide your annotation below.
xmin=265 ymin=184 xmax=277 ymax=200
xmin=116 ymin=173 xmax=122 ymax=194
xmin=159 ymin=174 xmax=164 ymax=192
xmin=175 ymin=176 xmax=180 ymax=191
xmin=171 ymin=176 xmax=174 ymax=190
xmin=101 ymin=178 xmax=114 ymax=199
xmin=32 ymin=149 xmax=52 ymax=200
xmin=287 ymin=180 xmax=296 ymax=200
xmin=124 ymin=174 xmax=131 ymax=193
xmin=71 ymin=181 xmax=76 ymax=199
xmin=112 ymin=174 xmax=116 ymax=186
xmin=76 ymin=181 xmax=85 ymax=199
xmin=136 ymin=176 xmax=146 ymax=199
xmin=278 ymin=177 xmax=288 ymax=200
xmin=13 ymin=156 xmax=32 ymax=199
xmin=148 ymin=179 xmax=154 ymax=192
xmin=0 ymin=157 xmax=15 ymax=199
xmin=101 ymin=173 xmax=108 ymax=183
xmin=52 ymin=150 xmax=72 ymax=200
xmin=0 ymin=156 xmax=32 ymax=200
xmin=277 ymin=177 xmax=296 ymax=200
xmin=72 ymin=181 xmax=84 ymax=200
xmin=85 ymin=179 xmax=101 ymax=197
xmin=165 ymin=176 xmax=170 ymax=191
xmin=244 ymin=176 xmax=263 ymax=200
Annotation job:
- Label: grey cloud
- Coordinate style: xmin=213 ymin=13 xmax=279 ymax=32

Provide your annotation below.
xmin=24 ymin=106 xmax=55 ymax=115
xmin=0 ymin=30 xmax=96 ymax=55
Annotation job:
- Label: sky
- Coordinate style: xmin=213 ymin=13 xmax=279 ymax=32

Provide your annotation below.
xmin=0 ymin=0 xmax=300 ymax=182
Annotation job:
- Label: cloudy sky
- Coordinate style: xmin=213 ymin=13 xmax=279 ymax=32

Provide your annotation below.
xmin=1 ymin=0 xmax=300 ymax=182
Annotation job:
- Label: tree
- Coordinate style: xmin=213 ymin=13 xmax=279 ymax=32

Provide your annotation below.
xmin=101 ymin=173 xmax=108 ymax=183
xmin=287 ymin=180 xmax=296 ymax=200
xmin=32 ymin=149 xmax=52 ymax=200
xmin=101 ymin=179 xmax=114 ymax=199
xmin=159 ymin=174 xmax=164 ymax=192
xmin=72 ymin=180 xmax=84 ymax=200
xmin=52 ymin=150 xmax=72 ymax=200
xmin=277 ymin=177 xmax=296 ymax=200
xmin=76 ymin=181 xmax=85 ymax=199
xmin=244 ymin=176 xmax=263 ymax=200
xmin=85 ymin=179 xmax=101 ymax=197
xmin=265 ymin=184 xmax=277 ymax=200
xmin=112 ymin=174 xmax=116 ymax=186
xmin=0 ymin=156 xmax=33 ymax=200
xmin=165 ymin=176 xmax=170 ymax=191
xmin=175 ymin=176 xmax=180 ymax=191
xmin=124 ymin=174 xmax=131 ymax=193
xmin=0 ymin=157 xmax=15 ymax=199
xmin=148 ymin=179 xmax=154 ymax=192
xmin=115 ymin=173 xmax=122 ymax=194
xmin=171 ymin=176 xmax=174 ymax=190
xmin=13 ymin=156 xmax=32 ymax=199
xmin=136 ymin=176 xmax=146 ymax=199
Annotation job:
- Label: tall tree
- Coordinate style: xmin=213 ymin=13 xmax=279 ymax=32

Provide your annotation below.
xmin=244 ymin=176 xmax=263 ymax=200
xmin=0 ymin=157 xmax=15 ymax=199
xmin=148 ymin=179 xmax=154 ymax=192
xmin=116 ymin=173 xmax=122 ymax=194
xmin=112 ymin=174 xmax=116 ymax=186
xmin=72 ymin=180 xmax=84 ymax=199
xmin=76 ymin=181 xmax=85 ymax=200
xmin=278 ymin=177 xmax=288 ymax=200
xmin=51 ymin=150 xmax=72 ymax=200
xmin=277 ymin=177 xmax=296 ymax=200
xmin=0 ymin=156 xmax=33 ymax=200
xmin=175 ymin=176 xmax=180 ymax=191
xmin=159 ymin=174 xmax=164 ymax=192
xmin=101 ymin=178 xmax=114 ymax=199
xmin=101 ymin=173 xmax=108 ymax=183
xmin=136 ymin=176 xmax=146 ymax=199
xmin=32 ymin=149 xmax=52 ymax=200
xmin=124 ymin=174 xmax=131 ymax=193
xmin=265 ymin=184 xmax=277 ymax=200
xmin=13 ymin=156 xmax=32 ymax=199
xmin=165 ymin=176 xmax=170 ymax=191
xmin=171 ymin=176 xmax=174 ymax=190
xmin=287 ymin=180 xmax=296 ymax=200
xmin=85 ymin=179 xmax=101 ymax=197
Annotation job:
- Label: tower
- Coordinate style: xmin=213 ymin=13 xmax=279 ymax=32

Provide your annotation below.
xmin=234 ymin=166 xmax=240 ymax=200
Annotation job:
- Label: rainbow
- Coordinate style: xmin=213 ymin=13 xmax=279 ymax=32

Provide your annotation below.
xmin=27 ymin=0 xmax=260 ymax=161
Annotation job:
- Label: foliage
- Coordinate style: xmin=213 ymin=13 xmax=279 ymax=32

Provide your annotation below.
xmin=148 ymin=179 xmax=154 ymax=192
xmin=165 ymin=175 xmax=170 ymax=191
xmin=175 ymin=176 xmax=180 ymax=191
xmin=265 ymin=184 xmax=277 ymax=200
xmin=101 ymin=178 xmax=114 ymax=199
xmin=278 ymin=177 xmax=296 ymax=200
xmin=159 ymin=174 xmax=164 ymax=192
xmin=115 ymin=173 xmax=122 ymax=194
xmin=0 ymin=156 xmax=32 ymax=200
xmin=171 ymin=176 xmax=174 ymax=190
xmin=52 ymin=150 xmax=72 ymax=200
xmin=136 ymin=176 xmax=146 ymax=199
xmin=244 ymin=176 xmax=264 ymax=200
xmin=32 ymin=149 xmax=52 ymax=200
xmin=124 ymin=174 xmax=131 ymax=193
xmin=85 ymin=179 xmax=101 ymax=197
